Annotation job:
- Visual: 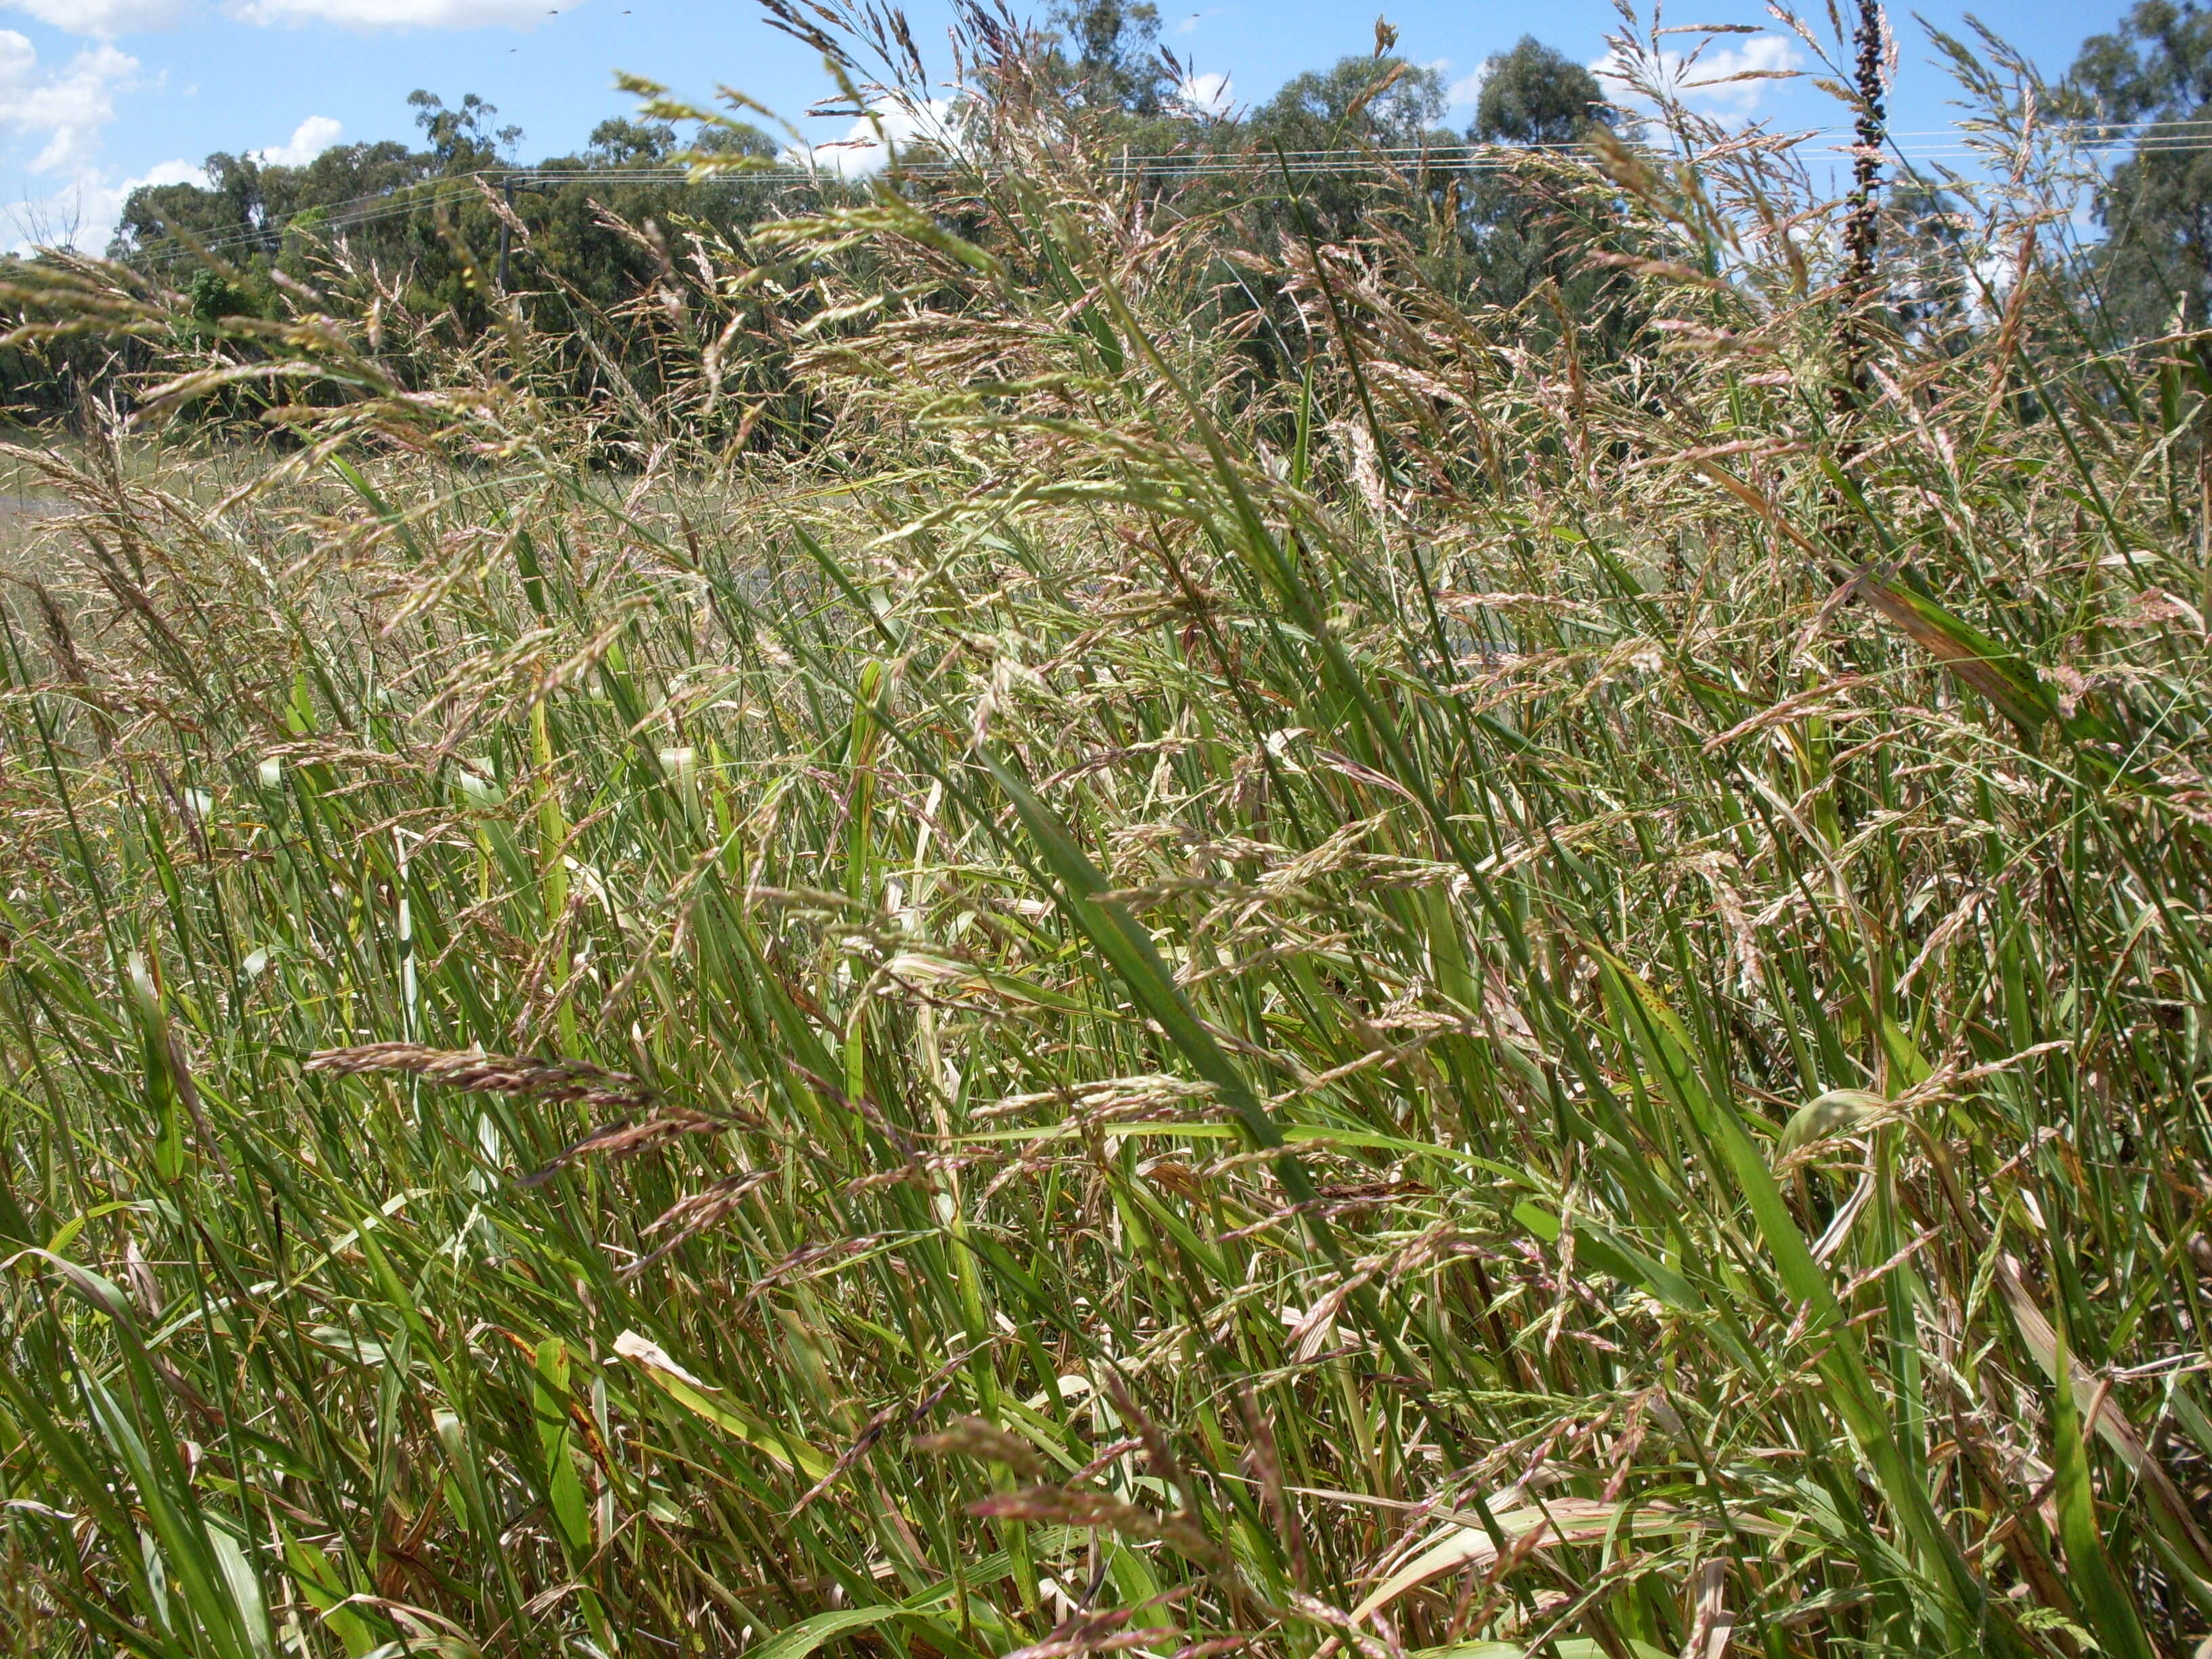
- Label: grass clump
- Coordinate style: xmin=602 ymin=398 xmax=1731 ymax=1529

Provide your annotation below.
xmin=2 ymin=7 xmax=2212 ymax=1657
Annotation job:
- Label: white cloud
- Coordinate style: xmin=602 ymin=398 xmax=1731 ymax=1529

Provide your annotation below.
xmin=796 ymin=98 xmax=962 ymax=178
xmin=225 ymin=0 xmax=568 ymax=26
xmin=70 ymin=152 xmax=196 ymax=229
xmin=1173 ymin=70 xmax=1231 ymax=118
xmin=0 ymin=43 xmax=355 ymax=251
xmin=3 ymin=0 xmax=187 ymax=38
xmin=6 ymin=110 xmax=326 ymax=254
xmin=254 ymin=112 xmax=340 ymax=165
xmin=7 ymin=153 xmax=183 ymax=253
xmin=1447 ymin=66 xmax=1488 ymax=112
xmin=0 ymin=33 xmax=137 ymax=174
xmin=124 ymin=155 xmax=201 ymax=190
xmin=1593 ymin=31 xmax=1802 ymax=124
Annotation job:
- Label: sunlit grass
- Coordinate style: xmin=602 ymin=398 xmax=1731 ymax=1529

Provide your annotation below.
xmin=1 ymin=9 xmax=2210 ymax=1658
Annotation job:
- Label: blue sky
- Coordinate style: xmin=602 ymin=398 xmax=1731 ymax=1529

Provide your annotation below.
xmin=0 ymin=0 xmax=2127 ymax=251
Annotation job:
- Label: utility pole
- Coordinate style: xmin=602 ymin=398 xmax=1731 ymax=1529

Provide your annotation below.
xmin=497 ymin=175 xmax=514 ymax=292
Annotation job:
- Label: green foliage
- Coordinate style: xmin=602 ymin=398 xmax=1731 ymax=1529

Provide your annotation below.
xmin=182 ymin=267 xmax=257 ymax=327
xmin=1471 ymin=35 xmax=1616 ymax=146
xmin=2068 ymin=1 xmax=2212 ymax=331
xmin=1252 ymin=50 xmax=1449 ymax=148
xmin=1046 ymin=0 xmax=1172 ymax=116
xmin=1233 ymin=53 xmax=1452 ymax=251
xmin=104 ymin=85 xmax=794 ymax=424
xmin=1450 ymin=39 xmax=1630 ymax=322
xmin=584 ymin=116 xmax=680 ymax=166
xmin=408 ymin=87 xmax=524 ymax=170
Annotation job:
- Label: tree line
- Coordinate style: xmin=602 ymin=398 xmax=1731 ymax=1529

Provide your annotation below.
xmin=1 ymin=0 xmax=2205 ymax=431
xmin=0 ymin=3 xmax=1633 ymax=428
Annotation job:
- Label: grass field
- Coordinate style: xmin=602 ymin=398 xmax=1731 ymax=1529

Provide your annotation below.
xmin=3 ymin=11 xmax=2212 ymax=1658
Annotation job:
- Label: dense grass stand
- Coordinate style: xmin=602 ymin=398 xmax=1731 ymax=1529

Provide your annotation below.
xmin=1 ymin=5 xmax=2210 ymax=1656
